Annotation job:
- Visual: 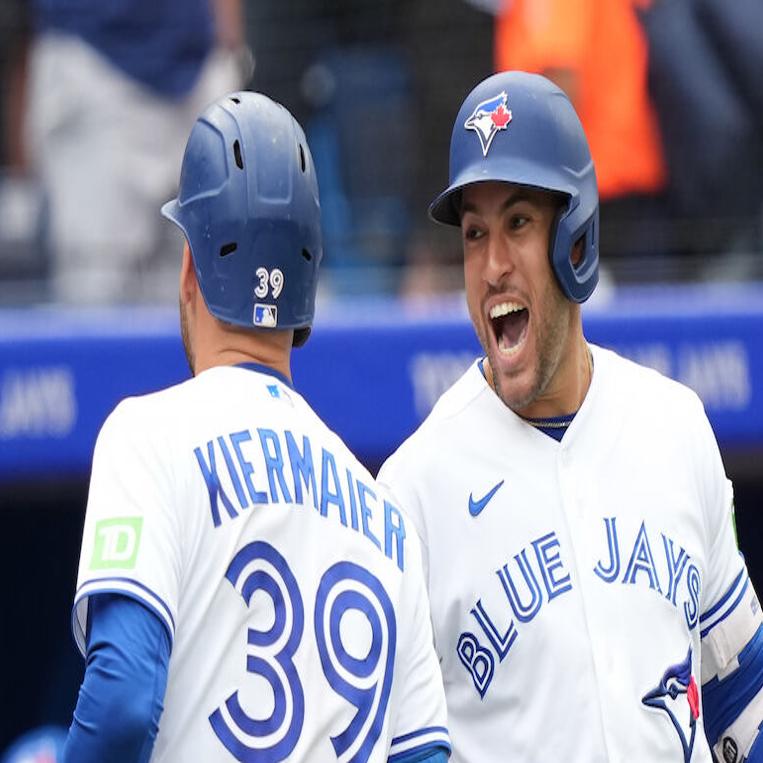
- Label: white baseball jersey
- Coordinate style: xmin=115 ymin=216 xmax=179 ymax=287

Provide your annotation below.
xmin=72 ymin=363 xmax=449 ymax=762
xmin=378 ymin=344 xmax=756 ymax=763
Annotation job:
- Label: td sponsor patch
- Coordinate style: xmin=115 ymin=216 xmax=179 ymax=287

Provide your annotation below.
xmin=90 ymin=517 xmax=143 ymax=570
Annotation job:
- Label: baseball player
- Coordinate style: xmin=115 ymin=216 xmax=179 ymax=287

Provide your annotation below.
xmin=378 ymin=71 xmax=763 ymax=762
xmin=62 ymin=93 xmax=450 ymax=763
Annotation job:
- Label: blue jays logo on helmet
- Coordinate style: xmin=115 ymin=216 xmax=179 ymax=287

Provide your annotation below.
xmin=464 ymin=91 xmax=513 ymax=157
xmin=642 ymin=647 xmax=700 ymax=763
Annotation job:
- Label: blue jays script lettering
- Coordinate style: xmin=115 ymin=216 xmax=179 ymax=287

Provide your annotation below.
xmin=459 ymin=519 xmax=701 ymax=698
xmin=193 ymin=427 xmax=408 ymax=571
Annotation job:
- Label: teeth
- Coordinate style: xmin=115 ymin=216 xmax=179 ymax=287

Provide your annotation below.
xmin=490 ymin=301 xmax=528 ymax=355
xmin=489 ymin=301 xmax=525 ymax=319
xmin=498 ymin=337 xmax=523 ymax=355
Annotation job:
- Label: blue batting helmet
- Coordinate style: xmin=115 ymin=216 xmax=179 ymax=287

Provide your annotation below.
xmin=162 ymin=92 xmax=322 ymax=346
xmin=429 ymin=71 xmax=599 ymax=303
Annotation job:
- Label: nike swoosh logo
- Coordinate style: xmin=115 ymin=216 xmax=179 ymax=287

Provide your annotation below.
xmin=468 ymin=480 xmax=505 ymax=517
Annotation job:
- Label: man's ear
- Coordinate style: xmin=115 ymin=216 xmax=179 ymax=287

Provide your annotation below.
xmin=571 ymin=239 xmax=584 ymax=268
xmin=180 ymin=242 xmax=196 ymax=304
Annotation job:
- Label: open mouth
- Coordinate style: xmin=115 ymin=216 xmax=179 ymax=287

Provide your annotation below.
xmin=489 ymin=301 xmax=529 ymax=356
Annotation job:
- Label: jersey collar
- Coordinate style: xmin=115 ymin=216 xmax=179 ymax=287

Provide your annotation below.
xmin=235 ymin=362 xmax=294 ymax=389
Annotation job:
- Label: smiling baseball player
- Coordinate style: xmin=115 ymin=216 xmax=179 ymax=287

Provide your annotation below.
xmin=62 ymin=92 xmax=450 ymax=763
xmin=378 ymin=71 xmax=763 ymax=762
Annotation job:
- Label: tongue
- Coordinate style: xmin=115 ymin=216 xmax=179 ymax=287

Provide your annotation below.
xmin=498 ymin=309 xmax=528 ymax=349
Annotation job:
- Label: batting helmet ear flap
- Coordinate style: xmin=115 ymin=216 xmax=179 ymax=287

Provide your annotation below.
xmin=550 ymin=192 xmax=599 ymax=303
xmin=293 ymin=326 xmax=311 ymax=348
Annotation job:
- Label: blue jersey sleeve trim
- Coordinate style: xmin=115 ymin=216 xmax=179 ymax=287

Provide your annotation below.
xmin=388 ymin=743 xmax=451 ymax=762
xmin=703 ymin=623 xmax=763 ymax=745
xmin=388 ymin=726 xmax=451 ymax=761
xmin=62 ymin=593 xmax=170 ymax=763
xmin=701 ymin=579 xmax=750 ymax=639
xmin=391 ymin=726 xmax=450 ymax=746
xmin=701 ymin=567 xmax=746 ymax=623
xmin=71 ymin=576 xmax=175 ymax=656
xmin=74 ymin=576 xmax=176 ymax=631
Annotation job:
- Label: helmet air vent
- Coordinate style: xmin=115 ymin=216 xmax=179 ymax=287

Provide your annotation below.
xmin=233 ymin=140 xmax=244 ymax=170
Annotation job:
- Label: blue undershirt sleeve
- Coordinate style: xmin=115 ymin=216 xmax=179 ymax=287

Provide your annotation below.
xmin=62 ymin=593 xmax=171 ymax=763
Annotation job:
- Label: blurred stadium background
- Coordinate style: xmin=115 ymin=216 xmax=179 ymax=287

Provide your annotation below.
xmin=0 ymin=0 xmax=762 ymax=755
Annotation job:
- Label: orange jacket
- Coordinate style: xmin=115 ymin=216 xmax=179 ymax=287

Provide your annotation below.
xmin=495 ymin=0 xmax=666 ymax=200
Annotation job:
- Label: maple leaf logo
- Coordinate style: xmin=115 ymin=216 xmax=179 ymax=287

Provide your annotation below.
xmin=491 ymin=104 xmax=512 ymax=129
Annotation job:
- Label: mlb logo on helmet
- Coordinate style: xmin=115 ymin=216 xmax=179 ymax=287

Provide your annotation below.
xmin=464 ymin=91 xmax=512 ymax=157
xmin=253 ymin=303 xmax=278 ymax=328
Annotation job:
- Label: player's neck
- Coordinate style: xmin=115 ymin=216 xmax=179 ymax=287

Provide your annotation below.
xmin=532 ymin=336 xmax=592 ymax=419
xmin=192 ymin=322 xmax=293 ymax=381
xmin=195 ymin=348 xmax=292 ymax=380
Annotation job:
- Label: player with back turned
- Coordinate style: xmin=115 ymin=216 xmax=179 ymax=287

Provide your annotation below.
xmin=378 ymin=71 xmax=763 ymax=762
xmin=62 ymin=93 xmax=451 ymax=763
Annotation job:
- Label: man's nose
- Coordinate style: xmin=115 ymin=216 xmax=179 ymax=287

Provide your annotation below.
xmin=484 ymin=234 xmax=514 ymax=287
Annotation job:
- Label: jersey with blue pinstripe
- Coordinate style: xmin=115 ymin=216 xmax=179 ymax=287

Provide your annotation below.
xmin=71 ymin=363 xmax=450 ymax=762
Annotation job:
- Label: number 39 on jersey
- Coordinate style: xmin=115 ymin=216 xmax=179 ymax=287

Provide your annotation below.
xmin=209 ymin=540 xmax=396 ymax=763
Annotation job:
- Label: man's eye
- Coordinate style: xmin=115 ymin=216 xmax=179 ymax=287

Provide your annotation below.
xmin=464 ymin=227 xmax=483 ymax=241
xmin=510 ymin=214 xmax=529 ymax=230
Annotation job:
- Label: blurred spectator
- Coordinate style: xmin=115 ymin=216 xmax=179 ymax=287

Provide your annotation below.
xmin=23 ymin=0 xmax=250 ymax=304
xmin=398 ymin=0 xmax=495 ymax=298
xmin=252 ymin=1 xmax=417 ymax=294
xmin=245 ymin=0 xmax=493 ymax=298
xmin=698 ymin=0 xmax=763 ymax=124
xmin=0 ymin=0 xmax=29 ymax=172
xmin=638 ymin=0 xmax=763 ymax=277
xmin=0 ymin=0 xmax=47 ymax=298
xmin=494 ymin=0 xmax=672 ymax=267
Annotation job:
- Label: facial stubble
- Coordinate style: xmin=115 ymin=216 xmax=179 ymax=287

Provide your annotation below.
xmin=484 ymin=279 xmax=571 ymax=414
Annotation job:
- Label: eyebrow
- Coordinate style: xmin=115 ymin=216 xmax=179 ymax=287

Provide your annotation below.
xmin=460 ymin=189 xmax=537 ymax=217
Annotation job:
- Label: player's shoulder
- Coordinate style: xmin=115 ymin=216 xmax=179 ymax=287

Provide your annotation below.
xmin=95 ymin=372 xmax=212 ymax=456
xmin=593 ymin=344 xmax=706 ymax=418
xmin=105 ymin=364 xmax=303 ymax=429
xmin=103 ymin=375 xmax=194 ymax=425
